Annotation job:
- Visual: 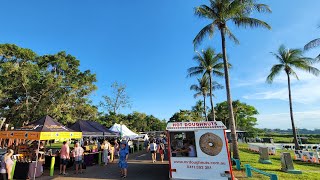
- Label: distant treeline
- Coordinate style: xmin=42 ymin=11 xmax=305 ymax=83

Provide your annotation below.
xmin=259 ymin=128 xmax=320 ymax=136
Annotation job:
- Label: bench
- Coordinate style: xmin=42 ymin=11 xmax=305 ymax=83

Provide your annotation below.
xmin=245 ymin=164 xmax=278 ymax=180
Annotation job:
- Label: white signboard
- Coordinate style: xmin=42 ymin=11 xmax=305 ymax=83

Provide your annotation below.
xmin=167 ymin=121 xmax=232 ymax=180
xmin=166 ymin=121 xmax=227 ymax=131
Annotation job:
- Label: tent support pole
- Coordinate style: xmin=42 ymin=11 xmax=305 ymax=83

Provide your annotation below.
xmin=34 ymin=139 xmax=40 ymax=180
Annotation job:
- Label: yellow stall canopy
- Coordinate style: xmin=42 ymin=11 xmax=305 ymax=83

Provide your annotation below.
xmin=0 ymin=115 xmax=82 ymax=140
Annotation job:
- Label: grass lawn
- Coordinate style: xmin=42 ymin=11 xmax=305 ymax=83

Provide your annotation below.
xmin=233 ymin=144 xmax=320 ymax=180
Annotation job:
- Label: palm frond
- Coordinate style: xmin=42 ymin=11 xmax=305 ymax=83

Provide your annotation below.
xmin=296 ymin=65 xmax=320 ymax=76
xmin=225 ymin=27 xmax=240 ymax=44
xmin=212 ymin=81 xmax=224 ymax=90
xmin=266 ymin=64 xmax=284 ymax=83
xmin=253 ymin=4 xmax=272 ymax=13
xmin=187 ymin=68 xmax=204 ymax=78
xmin=304 ymin=38 xmax=320 ymax=50
xmin=233 ymin=17 xmax=271 ymax=30
xmin=193 ymin=92 xmax=203 ymax=99
xmin=190 ymin=84 xmax=200 ymax=91
xmin=193 ymin=23 xmax=215 ymax=49
xmin=194 ymin=5 xmax=216 ymax=19
xmin=289 ymin=70 xmax=299 ymax=80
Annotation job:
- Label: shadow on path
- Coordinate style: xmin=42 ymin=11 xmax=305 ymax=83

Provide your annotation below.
xmin=38 ymin=151 xmax=169 ymax=180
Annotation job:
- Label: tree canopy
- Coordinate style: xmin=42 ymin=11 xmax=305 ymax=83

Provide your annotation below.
xmin=0 ymin=44 xmax=98 ymax=126
xmin=98 ymin=111 xmax=167 ymax=132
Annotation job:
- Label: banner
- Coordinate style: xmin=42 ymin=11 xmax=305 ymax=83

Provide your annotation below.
xmin=0 ymin=131 xmax=81 ymax=140
xmin=40 ymin=132 xmax=82 ymax=140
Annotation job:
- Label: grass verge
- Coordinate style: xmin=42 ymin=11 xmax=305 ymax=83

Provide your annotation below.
xmin=233 ymin=144 xmax=320 ymax=180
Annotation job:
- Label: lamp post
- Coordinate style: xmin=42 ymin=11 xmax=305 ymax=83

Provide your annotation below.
xmin=120 ymin=121 xmax=123 ymax=140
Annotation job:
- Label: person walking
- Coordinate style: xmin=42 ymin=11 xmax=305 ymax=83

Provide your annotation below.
xmin=102 ymin=140 xmax=110 ymax=166
xmin=72 ymin=142 xmax=84 ymax=174
xmin=0 ymin=149 xmax=14 ymax=180
xmin=144 ymin=139 xmax=149 ymax=152
xmin=158 ymin=141 xmax=165 ymax=162
xmin=59 ymin=141 xmax=70 ymax=175
xmin=113 ymin=140 xmax=119 ymax=162
xmin=118 ymin=142 xmax=129 ymax=178
xmin=149 ymin=140 xmax=157 ymax=163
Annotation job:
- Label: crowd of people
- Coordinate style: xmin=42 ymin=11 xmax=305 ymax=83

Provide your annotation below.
xmin=145 ymin=137 xmax=167 ymax=163
xmin=58 ymin=138 xmax=130 ymax=178
xmin=0 ymin=136 xmax=166 ymax=179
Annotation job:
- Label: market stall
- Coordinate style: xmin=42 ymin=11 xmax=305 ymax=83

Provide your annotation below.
xmin=69 ymin=120 xmax=118 ymax=166
xmin=0 ymin=115 xmax=82 ymax=179
xmin=69 ymin=120 xmax=117 ymax=137
xmin=109 ymin=123 xmax=138 ymax=139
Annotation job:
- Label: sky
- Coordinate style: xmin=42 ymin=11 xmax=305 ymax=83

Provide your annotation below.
xmin=0 ymin=0 xmax=319 ymax=129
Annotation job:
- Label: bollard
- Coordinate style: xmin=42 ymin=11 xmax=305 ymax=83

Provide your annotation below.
xmin=98 ymin=151 xmax=102 ymax=165
xmin=11 ymin=160 xmax=16 ymax=179
xmin=270 ymin=174 xmax=278 ymax=180
xmin=245 ymin=164 xmax=252 ymax=177
xmin=50 ymin=156 xmax=55 ymax=176
xmin=231 ymin=158 xmax=241 ymax=170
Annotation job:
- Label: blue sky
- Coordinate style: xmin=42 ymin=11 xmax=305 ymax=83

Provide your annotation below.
xmin=0 ymin=0 xmax=319 ymax=129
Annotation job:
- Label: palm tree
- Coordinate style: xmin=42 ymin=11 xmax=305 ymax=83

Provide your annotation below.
xmin=267 ymin=45 xmax=320 ymax=150
xmin=192 ymin=100 xmax=206 ymax=121
xmin=190 ymin=76 xmax=210 ymax=120
xmin=188 ymin=47 xmax=224 ymax=121
xmin=193 ymin=0 xmax=271 ymax=159
xmin=304 ymin=26 xmax=320 ymax=60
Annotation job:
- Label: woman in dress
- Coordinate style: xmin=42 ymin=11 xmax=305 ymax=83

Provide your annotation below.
xmin=113 ymin=140 xmax=119 ymax=162
xmin=102 ymin=140 xmax=110 ymax=166
xmin=118 ymin=142 xmax=129 ymax=178
xmin=0 ymin=149 xmax=14 ymax=180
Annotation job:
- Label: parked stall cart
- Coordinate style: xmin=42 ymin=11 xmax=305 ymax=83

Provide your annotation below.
xmin=166 ymin=121 xmax=233 ymax=180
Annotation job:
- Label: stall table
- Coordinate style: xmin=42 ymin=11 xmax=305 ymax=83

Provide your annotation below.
xmin=84 ymin=152 xmax=100 ymax=166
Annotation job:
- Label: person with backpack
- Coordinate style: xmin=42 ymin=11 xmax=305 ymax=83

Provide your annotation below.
xmin=149 ymin=140 xmax=157 ymax=163
xmin=158 ymin=140 xmax=165 ymax=162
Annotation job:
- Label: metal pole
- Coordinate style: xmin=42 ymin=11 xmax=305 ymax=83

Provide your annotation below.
xmin=34 ymin=140 xmax=41 ymax=180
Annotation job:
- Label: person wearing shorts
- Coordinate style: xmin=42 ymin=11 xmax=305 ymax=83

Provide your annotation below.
xmin=149 ymin=140 xmax=157 ymax=163
xmin=158 ymin=141 xmax=165 ymax=162
xmin=72 ymin=142 xmax=84 ymax=174
xmin=59 ymin=141 xmax=70 ymax=175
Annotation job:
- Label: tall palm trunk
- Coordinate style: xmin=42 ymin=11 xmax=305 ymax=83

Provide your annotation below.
xmin=203 ymin=95 xmax=208 ymax=121
xmin=286 ymin=72 xmax=300 ymax=150
xmin=220 ymin=27 xmax=240 ymax=160
xmin=208 ymin=73 xmax=215 ymax=121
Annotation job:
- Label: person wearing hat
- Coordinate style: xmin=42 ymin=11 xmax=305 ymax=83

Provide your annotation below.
xmin=118 ymin=142 xmax=129 ymax=178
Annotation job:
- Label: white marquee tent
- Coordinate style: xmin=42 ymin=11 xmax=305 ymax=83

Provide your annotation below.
xmin=109 ymin=123 xmax=138 ymax=139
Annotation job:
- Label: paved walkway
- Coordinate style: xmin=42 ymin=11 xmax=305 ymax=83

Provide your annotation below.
xmin=39 ymin=151 xmax=169 ymax=180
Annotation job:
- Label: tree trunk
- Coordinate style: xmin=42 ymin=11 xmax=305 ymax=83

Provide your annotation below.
xmin=286 ymin=72 xmax=300 ymax=150
xmin=208 ymin=73 xmax=216 ymax=121
xmin=220 ymin=27 xmax=240 ymax=160
xmin=203 ymin=95 xmax=208 ymax=121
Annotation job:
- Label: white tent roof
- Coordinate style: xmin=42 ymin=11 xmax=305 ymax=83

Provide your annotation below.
xmin=109 ymin=123 xmax=138 ymax=139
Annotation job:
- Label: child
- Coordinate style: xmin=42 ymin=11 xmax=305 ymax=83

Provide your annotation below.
xmin=118 ymin=142 xmax=129 ymax=178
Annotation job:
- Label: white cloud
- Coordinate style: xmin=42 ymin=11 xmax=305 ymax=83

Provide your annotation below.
xmin=241 ymin=63 xmax=320 ymax=104
xmin=243 ymin=76 xmax=320 ymax=104
xmin=256 ymin=110 xmax=320 ymax=129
